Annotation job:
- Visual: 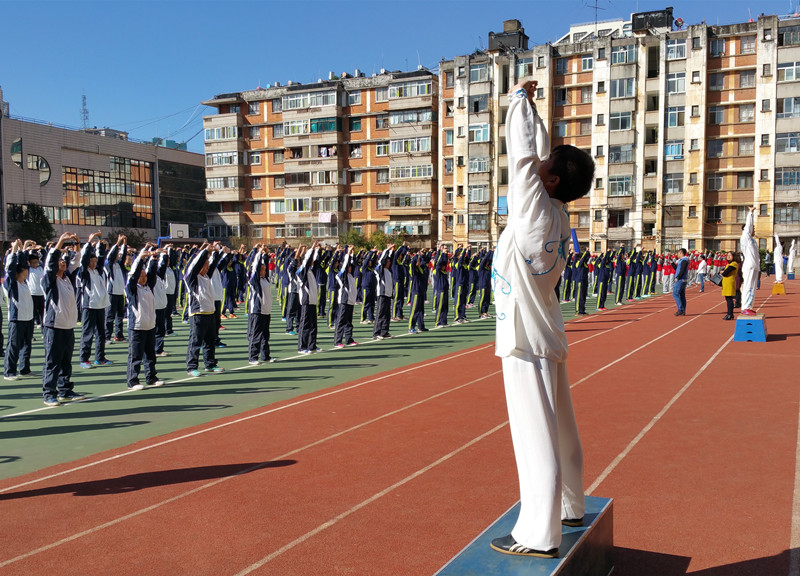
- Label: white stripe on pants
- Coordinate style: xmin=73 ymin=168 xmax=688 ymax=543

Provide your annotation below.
xmin=502 ymin=354 xmax=584 ymax=550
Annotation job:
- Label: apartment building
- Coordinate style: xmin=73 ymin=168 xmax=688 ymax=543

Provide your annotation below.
xmin=440 ymin=10 xmax=800 ymax=253
xmin=201 ymin=69 xmax=438 ymax=247
xmin=0 ymin=112 xmax=208 ymax=242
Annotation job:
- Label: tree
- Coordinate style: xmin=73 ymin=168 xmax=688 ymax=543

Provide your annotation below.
xmin=106 ymin=227 xmax=152 ymax=250
xmin=7 ymin=203 xmax=56 ymax=245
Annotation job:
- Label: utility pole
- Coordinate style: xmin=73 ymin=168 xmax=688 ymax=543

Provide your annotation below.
xmin=81 ymin=94 xmax=89 ymax=129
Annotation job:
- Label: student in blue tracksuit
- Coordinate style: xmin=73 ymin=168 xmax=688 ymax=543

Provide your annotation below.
xmin=104 ymin=234 xmax=128 ymax=342
xmin=614 ymin=246 xmax=627 ymax=305
xmin=4 ymin=239 xmax=35 ymax=381
xmin=477 ymin=248 xmax=493 ymax=318
xmin=391 ymin=243 xmax=409 ymax=321
xmin=407 ymin=251 xmax=430 ymax=333
xmin=316 ymin=247 xmax=331 ymax=318
xmin=673 ymin=248 xmax=689 ymax=316
xmin=284 ymin=250 xmax=301 ymax=334
xmin=41 ymin=232 xmax=84 ymax=406
xmin=326 ymin=249 xmax=342 ymax=329
xmin=247 ymin=248 xmax=275 ymax=364
xmin=297 ymin=242 xmax=321 ymax=354
xmin=360 ymin=249 xmax=378 ymax=324
xmin=432 ymin=245 xmax=450 ymax=328
xmin=165 ymin=246 xmax=180 ymax=335
xmin=373 ymin=245 xmax=395 ymax=339
xmin=334 ymin=247 xmax=359 ymax=348
xmin=573 ymin=249 xmax=590 ymax=315
xmin=153 ymin=248 xmax=170 ymax=356
xmin=184 ymin=243 xmax=223 ymax=377
xmin=78 ymin=232 xmax=112 ymax=369
xmin=453 ymin=245 xmax=470 ymax=323
xmin=595 ymin=250 xmax=612 ymax=310
xmin=561 ymin=252 xmax=574 ymax=302
xmin=126 ymin=246 xmax=165 ymax=390
xmin=467 ymin=250 xmax=481 ymax=306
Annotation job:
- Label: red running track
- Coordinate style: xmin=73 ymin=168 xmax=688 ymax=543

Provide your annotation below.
xmin=1 ymin=287 xmax=799 ymax=575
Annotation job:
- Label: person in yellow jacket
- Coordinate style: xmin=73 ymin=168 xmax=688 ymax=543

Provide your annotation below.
xmin=721 ymin=251 xmax=739 ymax=320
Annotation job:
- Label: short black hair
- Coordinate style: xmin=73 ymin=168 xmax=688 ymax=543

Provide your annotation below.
xmin=679 ymin=248 xmax=688 ymax=256
xmin=549 ymin=145 xmax=595 ymax=204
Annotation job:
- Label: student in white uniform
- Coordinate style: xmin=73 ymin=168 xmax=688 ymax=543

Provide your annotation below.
xmin=789 ymin=239 xmax=796 ymax=278
xmin=774 ymin=233 xmax=784 ymax=283
xmin=125 ymin=247 xmax=164 ymax=390
xmin=740 ymin=206 xmax=759 ymax=315
xmin=491 ymin=80 xmax=595 ymax=558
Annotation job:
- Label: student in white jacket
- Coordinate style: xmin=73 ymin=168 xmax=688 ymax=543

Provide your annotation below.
xmin=491 ymin=80 xmax=595 ymax=558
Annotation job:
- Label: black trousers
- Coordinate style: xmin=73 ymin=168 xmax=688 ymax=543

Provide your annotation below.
xmin=186 ymin=314 xmax=217 ymax=371
xmin=361 ymin=288 xmax=375 ymax=322
xmin=334 ymin=303 xmax=354 ymax=346
xmin=214 ymin=300 xmax=222 ymax=345
xmin=479 ymin=287 xmax=491 ymax=315
xmin=298 ymin=304 xmax=318 ymax=352
xmin=615 ymin=274 xmax=627 ymax=304
xmin=81 ymin=307 xmax=106 ymax=363
xmin=317 ymin=285 xmax=327 ymax=316
xmin=373 ymin=295 xmax=391 ymax=337
xmin=326 ymin=290 xmax=338 ymax=329
xmin=155 ymin=308 xmax=167 ymax=353
xmin=392 ymin=281 xmax=405 ymax=319
xmin=42 ymin=326 xmax=74 ymax=399
xmin=285 ymin=292 xmax=300 ymax=332
xmin=725 ymin=296 xmax=735 ymax=317
xmin=166 ymin=292 xmax=177 ymax=333
xmin=32 ymin=295 xmax=45 ymax=326
xmin=6 ymin=319 xmax=33 ymax=376
xmin=454 ymin=284 xmax=468 ymax=320
xmin=249 ymin=313 xmax=271 ymax=361
xmin=127 ymin=327 xmax=157 ymax=387
xmin=408 ymin=291 xmax=426 ymax=330
xmin=106 ymin=293 xmax=125 ymax=339
xmin=433 ymin=289 xmax=449 ymax=326
xmin=597 ymin=280 xmax=609 ymax=309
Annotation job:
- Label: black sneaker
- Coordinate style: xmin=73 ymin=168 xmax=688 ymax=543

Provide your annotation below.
xmin=43 ymin=397 xmax=60 ymax=407
xmin=57 ymin=391 xmax=86 ymax=402
xmin=490 ymin=535 xmax=558 ymax=558
xmin=562 ymin=517 xmax=584 ymax=527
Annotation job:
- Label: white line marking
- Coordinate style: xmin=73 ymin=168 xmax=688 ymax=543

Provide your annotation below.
xmin=233 ymin=421 xmax=509 ymax=575
xmin=586 ymin=333 xmax=734 ymax=495
xmin=0 ymin=371 xmax=502 ymax=567
xmin=571 ymin=299 xmax=725 ymax=389
xmin=0 ymin=344 xmax=495 ymax=494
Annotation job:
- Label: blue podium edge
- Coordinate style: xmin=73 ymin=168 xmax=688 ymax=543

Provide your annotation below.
xmin=434 ymin=495 xmax=613 ymax=576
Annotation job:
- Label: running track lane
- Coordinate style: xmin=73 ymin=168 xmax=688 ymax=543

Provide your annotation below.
xmin=1 ymin=288 xmax=798 ymax=574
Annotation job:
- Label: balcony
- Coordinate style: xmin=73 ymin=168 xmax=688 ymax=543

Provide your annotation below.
xmin=207 ymin=211 xmax=245 ymax=227
xmin=775 ymin=222 xmax=800 ymax=236
xmin=388 ymin=94 xmax=436 ymax=111
xmin=607 ymin=226 xmax=634 ymax=241
xmin=642 ymin=207 xmax=657 ymax=222
xmin=206 ymin=187 xmax=246 ymax=203
xmin=607 ymin=195 xmax=634 ymax=209
xmin=775 ymin=188 xmax=800 ymax=203
xmin=703 ymin=222 xmax=744 ymax=237
xmin=664 ymin=192 xmax=683 ymax=205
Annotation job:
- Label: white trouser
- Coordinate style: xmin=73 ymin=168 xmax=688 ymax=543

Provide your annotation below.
xmin=502 ymin=354 xmax=585 ymax=550
xmin=742 ymin=265 xmax=758 ymax=310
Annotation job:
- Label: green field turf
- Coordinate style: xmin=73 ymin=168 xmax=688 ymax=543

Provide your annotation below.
xmin=0 ymin=282 xmax=652 ymax=481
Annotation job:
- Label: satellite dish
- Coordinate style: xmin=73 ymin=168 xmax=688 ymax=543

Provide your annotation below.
xmin=675 ymin=17 xmax=685 ymax=28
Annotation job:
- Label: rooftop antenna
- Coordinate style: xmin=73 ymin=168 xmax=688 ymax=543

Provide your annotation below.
xmin=80 ymin=93 xmax=89 ymax=130
xmin=584 ymin=0 xmax=606 ymax=38
xmin=417 ymin=50 xmax=422 ymax=70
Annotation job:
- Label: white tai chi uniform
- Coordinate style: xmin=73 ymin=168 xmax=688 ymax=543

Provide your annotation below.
xmin=774 ymin=234 xmax=784 ymax=283
xmin=493 ymin=91 xmax=584 ymax=551
xmin=740 ymin=211 xmax=759 ymax=311
xmin=788 ymin=240 xmax=796 ymax=278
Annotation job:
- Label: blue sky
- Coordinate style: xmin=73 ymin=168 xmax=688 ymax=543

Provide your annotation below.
xmin=2 ymin=0 xmax=797 ymax=153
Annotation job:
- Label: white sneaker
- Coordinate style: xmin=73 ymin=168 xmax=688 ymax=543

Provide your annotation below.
xmin=129 ymin=384 xmax=145 ymax=391
xmin=149 ymin=380 xmax=165 ymax=387
xmin=157 ymin=351 xmax=169 ymax=357
xmin=3 ymin=374 xmax=18 ymax=381
xmin=248 ymin=360 xmax=261 ymax=365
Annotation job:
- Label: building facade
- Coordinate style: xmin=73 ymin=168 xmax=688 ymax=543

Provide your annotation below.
xmin=440 ymin=11 xmax=800 ymax=253
xmin=0 ymin=113 xmax=209 ymax=242
xmin=202 ymin=69 xmax=438 ymax=247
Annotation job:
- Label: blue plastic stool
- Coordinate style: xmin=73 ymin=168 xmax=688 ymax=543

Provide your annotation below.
xmin=733 ymin=314 xmax=768 ymax=342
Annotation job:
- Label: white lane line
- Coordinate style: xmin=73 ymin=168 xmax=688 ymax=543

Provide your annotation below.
xmin=233 ymin=421 xmax=509 ymax=575
xmin=587 ymin=333 xmax=734 ymax=496
xmin=0 ymin=371 xmax=502 ymax=567
xmin=0 ymin=344 xmax=495 ymax=494
xmin=570 ymin=299 xmax=725 ymax=389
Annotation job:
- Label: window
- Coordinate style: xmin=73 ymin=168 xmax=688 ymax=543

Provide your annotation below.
xmin=739 ymin=103 xmax=755 ymax=122
xmin=444 ymin=215 xmax=454 ymax=230
xmin=350 ymin=171 xmax=362 ymax=184
xmin=390 ymin=136 xmax=431 ymax=154
xmin=537 ymin=56 xmax=546 ymax=68
xmin=376 ymin=142 xmax=389 ymax=156
xmin=689 ymin=172 xmax=698 ymax=184
xmin=741 ymin=35 xmax=756 ymax=54
xmin=664 ymin=173 xmax=683 ymax=194
xmin=389 ymin=164 xmax=433 ymax=180
xmin=597 ymin=48 xmax=606 ymax=60
xmin=556 ymin=58 xmax=569 ymax=75
xmin=537 ymin=88 xmax=544 ymax=99
xmin=597 ymin=81 xmax=605 ymax=94
xmin=775 ymin=203 xmax=800 ymax=223
xmin=740 ymin=70 xmax=756 ymax=88
xmin=596 ymin=145 xmax=604 ymax=157
xmin=468 ymin=157 xmax=490 ymax=173
xmin=597 ymin=113 xmax=605 ymax=125
xmin=469 ymin=64 xmax=489 ymax=83
xmin=468 ymin=124 xmax=490 ymax=143
xmin=272 ymin=124 xmax=283 ymax=138
xmin=776 ymin=133 xmax=800 ymax=153
xmin=760 ymin=204 xmax=768 ymax=216
xmin=470 ymin=94 xmax=489 ymax=113
xmin=251 ymin=177 xmax=262 ymax=190
xmin=444 ymin=158 xmax=454 ymax=174
xmin=595 ymin=178 xmax=603 ymax=189
xmin=274 ymin=175 xmax=285 ymax=189
xmin=389 ymin=108 xmax=432 ymax=125
xmin=468 ymin=213 xmax=489 ymax=231
xmin=249 ymin=126 xmax=260 ymax=140
xmin=778 ymin=97 xmax=800 ymax=118
xmin=709 ymin=106 xmax=725 ymax=125
xmin=610 ymin=78 xmax=635 ymax=98
xmin=665 ymin=140 xmax=684 ymax=159
xmin=389 ymin=80 xmax=432 ymax=99
xmin=376 ymin=170 xmax=389 ymax=183
xmin=761 ymin=169 xmax=770 ymax=181
xmin=282 ymin=91 xmax=337 ymax=110
xmin=555 ymin=87 xmax=568 ymax=105
xmin=229 ymin=104 xmax=240 ymax=114
xmin=348 ymin=91 xmax=361 ymax=105
xmin=667 ymin=106 xmax=685 ymax=127
xmin=468 ymin=184 xmax=489 ymax=203
xmin=578 ymin=211 xmax=590 ymax=227
xmin=707 ymin=173 xmax=724 ymax=190
xmin=594 ymin=210 xmax=603 ymax=221
xmin=709 ymin=38 xmax=726 ymax=56
xmin=444 ymin=188 xmax=454 ymax=203
xmin=765 ymin=28 xmax=773 ymax=41
xmin=762 ymin=99 xmax=772 ymax=112
xmin=272 ymin=99 xmax=282 ymax=113
xmin=691 ymin=105 xmax=700 ymax=117
xmin=778 ymin=62 xmax=800 ymax=82
xmin=705 ymin=206 xmax=723 ymax=223
xmin=445 ymin=71 xmax=454 ymax=87
xmin=251 ymin=201 xmax=262 ymax=214
xmin=457 ymin=126 xmax=465 ymax=138
xmin=376 ymin=114 xmax=389 ymax=129
xmin=607 ymin=210 xmax=627 ymax=227
xmin=248 ymin=102 xmax=260 ymax=115
xmin=737 ymin=172 xmax=753 ymax=189
xmin=690 ymin=139 xmax=699 ymax=150
xmin=779 ymin=25 xmax=800 ymax=46
xmin=611 ymin=45 xmax=635 ymax=64
xmin=582 ymin=54 xmax=594 ymax=70
xmin=707 ymin=140 xmax=724 ymax=157
xmin=666 ymin=39 xmax=686 ymax=60
xmin=206 ymin=151 xmax=240 ymax=166
xmin=761 ymin=134 xmax=770 ymax=146
xmin=284 ymin=172 xmax=311 ymax=186
xmin=692 ymin=36 xmax=701 ymax=50
xmin=608 ymin=175 xmax=632 ymax=196
xmin=609 ymin=111 xmax=632 ymax=131
xmin=349 ymin=118 xmax=362 ymax=132
xmin=516 ymin=57 xmax=533 ymax=77
xmin=349 ymin=144 xmax=362 ymax=158
xmin=204 ymin=126 xmax=239 ymax=141
xmin=667 ymin=73 xmax=686 ymax=94
xmin=738 ymin=137 xmax=754 ymax=156
xmin=608 ymin=144 xmax=633 ymax=163
xmin=375 ymin=87 xmax=389 ymax=102
xmin=688 ymin=206 xmax=697 ymax=217
xmin=581 ymin=86 xmax=592 ymax=103
xmin=271 ymin=200 xmax=285 ymax=214
xmin=286 ymin=198 xmax=311 ymax=212
xmin=775 ymin=167 xmax=800 ymax=186
xmin=764 ymin=63 xmax=772 ymax=77
xmin=457 ymin=66 xmax=465 ymax=77
xmin=554 ymin=121 xmax=568 ymax=137
xmin=580 ymin=118 xmax=592 ymax=135
xmin=351 ymin=198 xmax=363 ymax=211
xmin=709 ymin=73 xmax=725 ymax=91
xmin=692 ymin=71 xmax=701 ymax=83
